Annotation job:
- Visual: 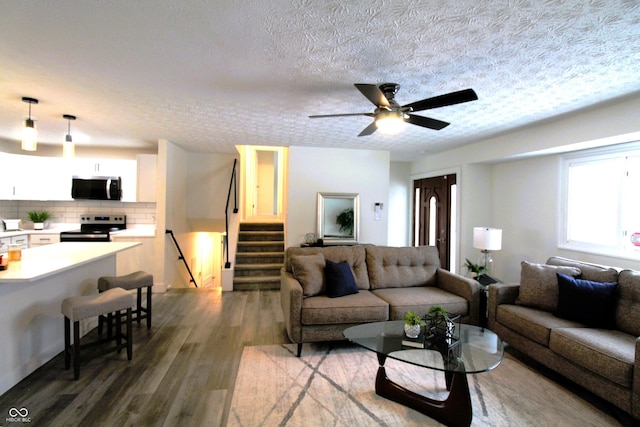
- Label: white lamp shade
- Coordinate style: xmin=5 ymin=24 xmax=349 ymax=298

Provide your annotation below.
xmin=473 ymin=227 xmax=502 ymax=251
xmin=22 ymin=121 xmax=37 ymax=151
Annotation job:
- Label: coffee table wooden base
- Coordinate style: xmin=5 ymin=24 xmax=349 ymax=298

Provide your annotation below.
xmin=375 ymin=359 xmax=472 ymax=427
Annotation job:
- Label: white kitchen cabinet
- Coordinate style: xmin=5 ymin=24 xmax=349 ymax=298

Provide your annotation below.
xmin=0 ymin=153 xmax=72 ymax=201
xmin=29 ymin=233 xmax=61 ymax=247
xmin=11 ymin=234 xmax=29 ymax=249
xmin=0 ymin=237 xmax=10 ymax=254
xmin=136 ymin=154 xmax=157 ymax=202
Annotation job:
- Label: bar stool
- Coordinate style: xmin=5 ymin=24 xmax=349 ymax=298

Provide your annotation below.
xmin=98 ymin=271 xmax=154 ymax=330
xmin=61 ymin=288 xmax=135 ymax=380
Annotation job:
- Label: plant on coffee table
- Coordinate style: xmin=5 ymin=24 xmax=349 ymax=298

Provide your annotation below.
xmin=403 ymin=310 xmax=425 ymax=338
xmin=427 ymin=305 xmax=454 ymax=339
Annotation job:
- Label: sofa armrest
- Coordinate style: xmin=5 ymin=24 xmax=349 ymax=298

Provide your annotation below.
xmin=487 ymin=283 xmax=520 ymax=330
xmin=436 ymin=268 xmax=481 ymax=325
xmin=280 ymin=269 xmax=304 ymax=344
xmin=633 ymin=337 xmax=640 ymax=419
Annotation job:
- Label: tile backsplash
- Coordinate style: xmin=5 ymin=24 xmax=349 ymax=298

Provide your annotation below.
xmin=0 ymin=200 xmax=156 ymax=226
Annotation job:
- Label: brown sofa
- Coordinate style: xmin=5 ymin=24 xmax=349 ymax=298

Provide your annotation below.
xmin=488 ymin=256 xmax=640 ymax=420
xmin=280 ymin=245 xmax=480 ymax=356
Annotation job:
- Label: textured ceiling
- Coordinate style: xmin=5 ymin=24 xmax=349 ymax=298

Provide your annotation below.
xmin=1 ymin=1 xmax=639 ymax=160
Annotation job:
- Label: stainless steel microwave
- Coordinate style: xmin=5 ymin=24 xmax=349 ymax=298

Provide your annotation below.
xmin=71 ymin=176 xmax=122 ymax=200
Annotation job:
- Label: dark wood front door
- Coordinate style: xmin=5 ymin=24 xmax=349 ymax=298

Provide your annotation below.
xmin=413 ymin=175 xmax=456 ymax=270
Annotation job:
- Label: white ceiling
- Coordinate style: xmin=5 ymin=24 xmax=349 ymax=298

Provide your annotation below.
xmin=1 ymin=1 xmax=639 ymax=160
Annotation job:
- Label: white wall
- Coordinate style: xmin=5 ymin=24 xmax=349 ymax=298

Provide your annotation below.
xmin=286 ymin=147 xmax=390 ymax=248
xmin=160 ymin=140 xmax=195 ymax=289
xmin=388 ymin=162 xmax=411 ymax=246
xmin=411 ymin=95 xmax=640 ymax=281
xmin=186 ymin=152 xmax=239 ymax=221
xmin=491 ymin=153 xmax=640 ymax=283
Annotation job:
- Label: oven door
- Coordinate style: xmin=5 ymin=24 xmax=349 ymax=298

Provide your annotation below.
xmin=60 ymin=231 xmax=111 ymax=242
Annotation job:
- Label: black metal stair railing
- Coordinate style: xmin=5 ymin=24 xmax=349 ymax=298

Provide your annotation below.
xmin=224 ymin=159 xmax=238 ymax=268
xmin=166 ymin=229 xmax=198 ymax=287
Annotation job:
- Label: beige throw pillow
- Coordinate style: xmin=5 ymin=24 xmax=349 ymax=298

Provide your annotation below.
xmin=515 ymin=261 xmax=581 ymax=311
xmin=291 ymin=253 xmax=326 ymax=297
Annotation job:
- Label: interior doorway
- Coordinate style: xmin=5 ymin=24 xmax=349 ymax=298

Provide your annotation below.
xmin=243 ymin=146 xmax=285 ymax=221
xmin=413 ymin=174 xmax=457 ymax=272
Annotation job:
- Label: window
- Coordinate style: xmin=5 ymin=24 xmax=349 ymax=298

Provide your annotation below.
xmin=561 ymin=144 xmax=640 ymax=258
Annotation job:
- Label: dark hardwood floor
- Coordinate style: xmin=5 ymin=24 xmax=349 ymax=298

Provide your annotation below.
xmin=0 ymin=288 xmax=289 ymax=426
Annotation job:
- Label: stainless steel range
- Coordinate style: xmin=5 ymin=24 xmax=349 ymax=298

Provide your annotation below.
xmin=59 ymin=214 xmax=126 ymax=242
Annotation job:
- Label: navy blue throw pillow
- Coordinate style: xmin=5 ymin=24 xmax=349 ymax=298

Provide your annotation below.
xmin=555 ymin=273 xmax=618 ymax=329
xmin=324 ymin=260 xmax=359 ymax=298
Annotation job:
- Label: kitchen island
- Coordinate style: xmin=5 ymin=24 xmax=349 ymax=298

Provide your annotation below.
xmin=0 ymin=242 xmax=141 ymax=395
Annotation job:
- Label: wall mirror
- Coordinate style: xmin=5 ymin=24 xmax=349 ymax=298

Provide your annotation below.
xmin=317 ymin=192 xmax=359 ymax=244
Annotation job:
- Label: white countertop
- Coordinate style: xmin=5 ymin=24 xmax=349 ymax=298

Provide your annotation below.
xmin=0 ymin=241 xmax=141 ymax=283
xmin=0 ymin=224 xmax=156 ymax=239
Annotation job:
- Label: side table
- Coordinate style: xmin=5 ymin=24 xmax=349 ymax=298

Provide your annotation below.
xmin=476 ymin=274 xmax=501 ymax=328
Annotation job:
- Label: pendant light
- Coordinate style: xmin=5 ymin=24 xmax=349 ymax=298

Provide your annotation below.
xmin=63 ymin=114 xmax=76 ymax=157
xmin=21 ymin=97 xmax=39 ymax=151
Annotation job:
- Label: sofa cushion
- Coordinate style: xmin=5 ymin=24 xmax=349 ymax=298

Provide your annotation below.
xmin=616 ymin=269 xmax=640 ymax=336
xmin=285 ymin=246 xmax=370 ymax=290
xmin=496 ymin=304 xmax=585 ymax=347
xmin=555 ymin=273 xmax=618 ymax=329
xmin=515 ymin=261 xmax=581 ymax=312
xmin=372 ymin=287 xmax=468 ymax=321
xmin=550 ymin=327 xmax=636 ymax=388
xmin=366 ymin=246 xmax=440 ymax=289
xmin=291 ymin=253 xmax=326 ymax=297
xmin=547 ymin=256 xmax=619 ymax=283
xmin=300 ymin=291 xmax=388 ymax=325
xmin=325 ymin=260 xmax=359 ymax=298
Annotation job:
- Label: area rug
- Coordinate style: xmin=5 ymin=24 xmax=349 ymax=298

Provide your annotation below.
xmin=228 ymin=342 xmax=621 ymax=427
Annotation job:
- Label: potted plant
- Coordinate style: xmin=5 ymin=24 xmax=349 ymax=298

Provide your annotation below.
xmin=427 ymin=305 xmax=455 ymax=339
xmin=26 ymin=210 xmax=51 ymax=230
xmin=336 ymin=208 xmax=354 ymax=235
xmin=403 ymin=310 xmax=425 ymax=338
xmin=464 ymin=258 xmax=486 ymax=278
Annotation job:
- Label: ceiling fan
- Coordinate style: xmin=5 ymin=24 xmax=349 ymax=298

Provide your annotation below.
xmin=309 ymin=83 xmax=478 ymax=136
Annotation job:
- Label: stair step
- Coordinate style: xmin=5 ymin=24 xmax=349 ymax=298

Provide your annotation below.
xmin=233 ymin=275 xmax=280 ymax=291
xmin=237 ymin=241 xmax=284 ymax=252
xmin=238 ymin=231 xmax=284 ymax=241
xmin=240 ymin=223 xmax=284 ymax=232
xmin=234 ymin=264 xmax=283 ymax=277
xmin=236 ymin=252 xmax=284 ymax=264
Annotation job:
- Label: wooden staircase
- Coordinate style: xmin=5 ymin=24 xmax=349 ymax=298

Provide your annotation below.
xmin=233 ymin=222 xmax=284 ymax=291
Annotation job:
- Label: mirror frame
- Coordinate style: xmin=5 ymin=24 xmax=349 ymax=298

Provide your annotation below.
xmin=317 ymin=192 xmax=359 ymax=245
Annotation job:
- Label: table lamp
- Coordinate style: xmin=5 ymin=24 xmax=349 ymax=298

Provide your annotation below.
xmin=473 ymin=227 xmax=502 ymax=275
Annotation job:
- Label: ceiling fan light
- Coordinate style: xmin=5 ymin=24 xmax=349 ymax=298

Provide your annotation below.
xmin=375 ymin=114 xmax=406 ymax=134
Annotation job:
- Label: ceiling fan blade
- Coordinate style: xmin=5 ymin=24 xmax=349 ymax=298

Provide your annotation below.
xmin=406 ymin=114 xmax=450 ymax=130
xmin=354 ymin=84 xmax=390 ymax=107
xmin=358 ymin=121 xmax=378 ymax=137
xmin=402 ymin=88 xmax=478 ymax=112
xmin=309 ymin=112 xmax=373 ymax=118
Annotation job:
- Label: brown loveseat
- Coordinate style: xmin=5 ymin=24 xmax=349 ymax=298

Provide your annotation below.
xmin=280 ymin=245 xmax=480 ymax=356
xmin=488 ymin=257 xmax=640 ymax=420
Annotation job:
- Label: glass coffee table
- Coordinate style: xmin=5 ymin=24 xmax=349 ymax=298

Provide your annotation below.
xmin=343 ymin=320 xmax=503 ymax=427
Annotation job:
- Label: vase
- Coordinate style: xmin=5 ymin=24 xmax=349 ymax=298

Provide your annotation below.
xmin=34 ymin=222 xmax=44 ymax=230
xmin=404 ymin=323 xmax=421 ymax=339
